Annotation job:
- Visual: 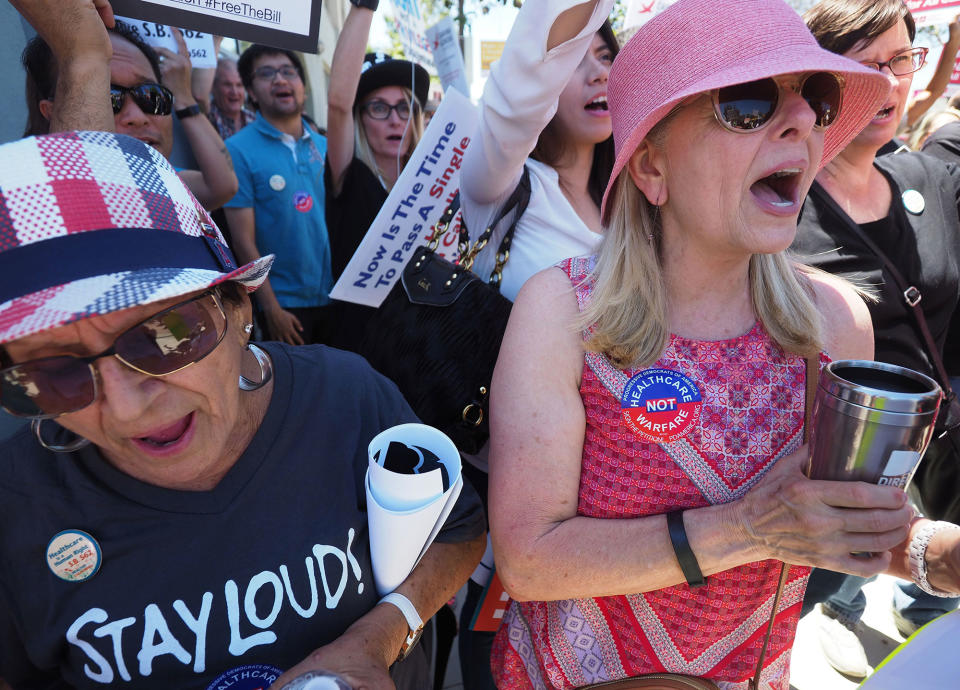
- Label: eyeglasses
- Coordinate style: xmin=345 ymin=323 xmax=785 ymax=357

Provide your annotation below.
xmin=362 ymin=100 xmax=416 ymax=121
xmin=860 ymin=47 xmax=928 ymax=76
xmin=712 ymin=72 xmax=845 ymax=132
xmin=253 ymin=65 xmax=300 ymax=81
xmin=1 ymin=291 xmax=227 ymax=419
xmin=110 ymin=83 xmax=175 ymax=116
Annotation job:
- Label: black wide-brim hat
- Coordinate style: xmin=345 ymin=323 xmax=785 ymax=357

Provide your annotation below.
xmin=357 ymin=52 xmax=430 ymax=108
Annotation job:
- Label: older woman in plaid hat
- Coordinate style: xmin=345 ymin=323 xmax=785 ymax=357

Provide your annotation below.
xmin=486 ymin=0 xmax=960 ymax=688
xmin=0 ymin=132 xmax=484 ymax=689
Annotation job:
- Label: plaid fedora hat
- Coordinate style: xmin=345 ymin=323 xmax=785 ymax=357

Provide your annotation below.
xmin=601 ymin=0 xmax=891 ymax=220
xmin=0 ymin=131 xmax=273 ymax=345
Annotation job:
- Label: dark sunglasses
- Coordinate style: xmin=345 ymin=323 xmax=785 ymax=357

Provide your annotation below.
xmin=362 ymin=100 xmax=416 ymax=121
xmin=1 ymin=291 xmax=227 ymax=419
xmin=110 ymin=83 xmax=175 ymax=116
xmin=711 ymin=72 xmax=845 ymax=132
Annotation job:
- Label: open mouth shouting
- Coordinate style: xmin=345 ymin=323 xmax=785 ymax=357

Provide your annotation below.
xmin=585 ymin=95 xmax=609 ymax=115
xmin=130 ymin=412 xmax=196 ymax=456
xmin=750 ymin=164 xmax=805 ymax=214
xmin=872 ymin=104 xmax=896 ymax=123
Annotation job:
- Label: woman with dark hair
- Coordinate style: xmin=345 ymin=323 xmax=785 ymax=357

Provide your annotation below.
xmin=455 ymin=2 xmax=617 ymax=686
xmin=460 ymin=0 xmax=619 ymax=304
xmin=792 ymin=0 xmax=960 ymax=678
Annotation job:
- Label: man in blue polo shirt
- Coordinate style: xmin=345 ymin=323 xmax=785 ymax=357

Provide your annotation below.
xmin=225 ymin=45 xmax=332 ymax=345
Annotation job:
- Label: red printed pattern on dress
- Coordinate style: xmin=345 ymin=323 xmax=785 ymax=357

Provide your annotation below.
xmin=492 ymin=256 xmax=812 ymax=690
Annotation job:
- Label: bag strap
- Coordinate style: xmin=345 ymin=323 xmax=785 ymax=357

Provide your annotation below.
xmin=749 ymin=356 xmax=818 ymax=690
xmin=458 ymin=166 xmax=533 ymax=287
xmin=847 ymin=219 xmax=953 ymax=396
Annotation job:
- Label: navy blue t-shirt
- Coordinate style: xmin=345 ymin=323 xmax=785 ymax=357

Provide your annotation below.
xmin=0 ymin=343 xmax=484 ymax=689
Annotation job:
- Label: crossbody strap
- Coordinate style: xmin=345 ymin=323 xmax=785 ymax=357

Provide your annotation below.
xmin=749 ymin=356 xmax=818 ymax=690
xmin=846 ymin=217 xmax=953 ymax=396
xmin=812 ymin=183 xmax=954 ymax=398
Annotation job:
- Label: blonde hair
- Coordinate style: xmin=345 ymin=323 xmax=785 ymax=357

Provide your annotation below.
xmin=354 ymin=86 xmax=424 ymax=191
xmin=578 ymin=172 xmax=825 ymax=369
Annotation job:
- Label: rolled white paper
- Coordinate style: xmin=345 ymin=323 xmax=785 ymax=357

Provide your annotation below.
xmin=366 ymin=423 xmax=463 ymax=596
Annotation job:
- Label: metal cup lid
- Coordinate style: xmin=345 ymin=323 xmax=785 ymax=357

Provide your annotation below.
xmin=820 ymin=360 xmax=942 ymax=414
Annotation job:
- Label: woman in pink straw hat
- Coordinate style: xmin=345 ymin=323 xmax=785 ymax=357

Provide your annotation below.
xmin=486 ymin=0 xmax=960 ymax=688
xmin=0 ymin=132 xmax=484 ymax=689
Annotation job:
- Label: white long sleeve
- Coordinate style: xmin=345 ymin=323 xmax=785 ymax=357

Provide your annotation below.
xmin=459 ymin=0 xmax=614 ymax=302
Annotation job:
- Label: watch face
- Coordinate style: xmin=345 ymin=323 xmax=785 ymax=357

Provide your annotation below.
xmin=398 ymin=626 xmax=425 ymax=661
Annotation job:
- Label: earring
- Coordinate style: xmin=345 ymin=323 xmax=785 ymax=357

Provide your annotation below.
xmin=239 ymin=342 xmax=273 ymax=391
xmin=32 ymin=419 xmax=90 ymax=453
xmin=243 ymin=323 xmax=253 ymax=335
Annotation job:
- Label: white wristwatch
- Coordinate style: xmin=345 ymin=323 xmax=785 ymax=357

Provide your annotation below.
xmin=379 ymin=592 xmax=425 ymax=662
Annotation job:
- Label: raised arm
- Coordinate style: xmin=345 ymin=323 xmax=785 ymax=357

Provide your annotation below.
xmin=326 ymin=3 xmax=374 ymax=197
xmin=159 ymin=30 xmax=238 ymax=209
xmin=11 ymin=0 xmax=116 ymax=133
xmin=460 ymin=0 xmax=613 ymax=210
xmin=488 ymin=268 xmax=912 ymax=602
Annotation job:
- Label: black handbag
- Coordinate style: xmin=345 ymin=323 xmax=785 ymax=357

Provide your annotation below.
xmin=357 ymin=169 xmax=532 ymax=454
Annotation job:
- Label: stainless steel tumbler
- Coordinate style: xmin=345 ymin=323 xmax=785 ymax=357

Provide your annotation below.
xmin=807 ymin=360 xmax=942 ymax=488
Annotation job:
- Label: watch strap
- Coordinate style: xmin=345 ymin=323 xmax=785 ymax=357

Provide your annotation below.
xmin=175 ymin=104 xmax=202 ymax=119
xmin=379 ymin=592 xmax=424 ymax=661
xmin=349 ymin=0 xmax=379 ymax=10
xmin=666 ymin=510 xmax=706 ymax=587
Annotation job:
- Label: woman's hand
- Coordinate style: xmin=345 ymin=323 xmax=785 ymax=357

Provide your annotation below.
xmin=268 ymin=625 xmax=395 ymax=690
xmin=735 ymin=445 xmax=913 ymax=575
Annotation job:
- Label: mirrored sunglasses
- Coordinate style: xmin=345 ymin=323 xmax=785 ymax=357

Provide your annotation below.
xmin=363 ymin=100 xmax=415 ymax=121
xmin=110 ymin=83 xmax=175 ymax=116
xmin=0 ymin=291 xmax=227 ymax=419
xmin=712 ymin=72 xmax=845 ymax=132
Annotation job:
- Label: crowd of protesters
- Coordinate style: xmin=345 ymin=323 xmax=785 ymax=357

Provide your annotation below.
xmin=4 ymin=0 xmax=960 ymax=689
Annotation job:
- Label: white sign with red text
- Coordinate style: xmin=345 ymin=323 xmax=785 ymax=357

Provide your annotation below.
xmin=330 ymin=89 xmax=478 ymax=308
xmin=907 ymin=0 xmax=960 ymax=27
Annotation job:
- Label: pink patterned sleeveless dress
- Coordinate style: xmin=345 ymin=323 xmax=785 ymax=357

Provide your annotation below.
xmin=491 ymin=257 xmax=817 ymax=690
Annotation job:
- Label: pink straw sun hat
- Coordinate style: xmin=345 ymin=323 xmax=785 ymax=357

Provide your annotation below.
xmin=601 ymin=0 xmax=892 ymax=220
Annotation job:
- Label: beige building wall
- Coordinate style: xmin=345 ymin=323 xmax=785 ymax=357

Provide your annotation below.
xmin=303 ymin=0 xmax=351 ymax=131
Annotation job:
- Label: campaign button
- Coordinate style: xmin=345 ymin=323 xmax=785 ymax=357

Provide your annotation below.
xmin=902 ymin=189 xmax=924 ymax=215
xmin=620 ymin=368 xmax=702 ymax=443
xmin=205 ymin=663 xmax=283 ymax=690
xmin=269 ymin=174 xmax=286 ymax=191
xmin=46 ymin=529 xmax=101 ymax=582
xmin=293 ymin=191 xmax=313 ymax=213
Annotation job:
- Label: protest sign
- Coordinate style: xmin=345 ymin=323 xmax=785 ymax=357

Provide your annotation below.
xmin=115 ymin=16 xmax=217 ymax=68
xmin=389 ymin=0 xmax=435 ymax=69
xmin=109 ymin=0 xmax=322 ymax=52
xmin=427 ymin=17 xmax=469 ymax=97
xmin=330 ymin=88 xmax=479 ymax=308
xmin=907 ymin=0 xmax=960 ymax=27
